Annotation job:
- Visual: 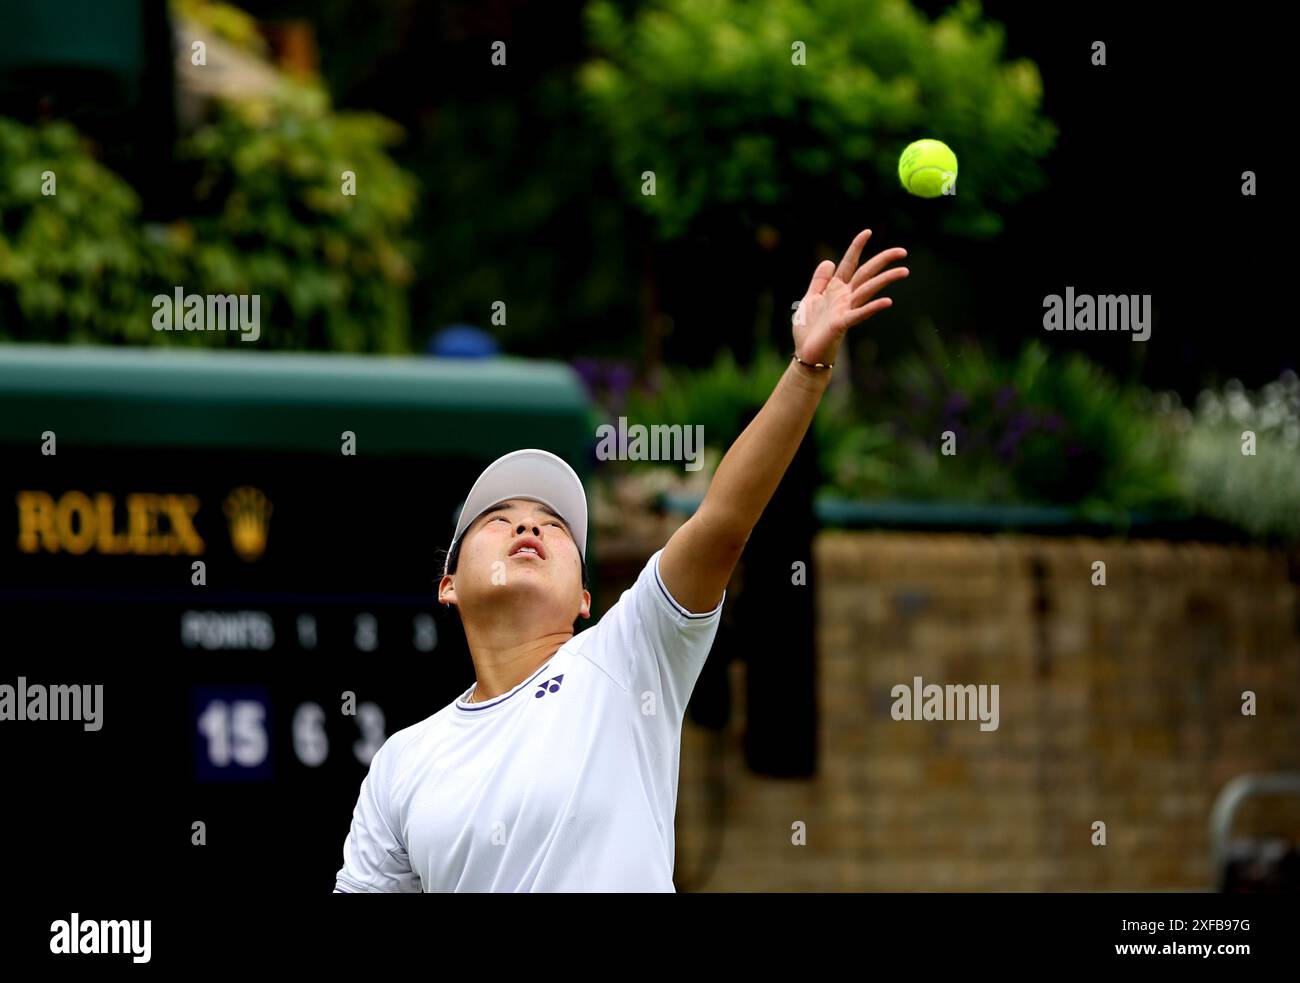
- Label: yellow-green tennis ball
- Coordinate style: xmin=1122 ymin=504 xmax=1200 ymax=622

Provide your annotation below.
xmin=898 ymin=139 xmax=958 ymax=198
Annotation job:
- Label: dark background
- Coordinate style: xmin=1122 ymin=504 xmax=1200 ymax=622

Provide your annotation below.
xmin=220 ymin=0 xmax=1285 ymax=394
xmin=0 ymin=0 xmax=1289 ymax=917
xmin=1 ymin=449 xmax=474 ymax=894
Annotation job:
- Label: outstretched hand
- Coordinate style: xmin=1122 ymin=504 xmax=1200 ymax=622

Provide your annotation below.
xmin=793 ymin=229 xmax=909 ymax=367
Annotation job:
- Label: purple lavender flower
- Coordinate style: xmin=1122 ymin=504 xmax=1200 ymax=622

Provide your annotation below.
xmin=943 ymin=391 xmax=970 ymax=415
xmin=606 ymin=361 xmax=634 ymax=397
xmin=603 ymin=361 xmax=635 ymax=414
xmin=1006 ymin=411 xmax=1035 ymax=438
xmin=572 ymin=356 xmax=601 ymax=396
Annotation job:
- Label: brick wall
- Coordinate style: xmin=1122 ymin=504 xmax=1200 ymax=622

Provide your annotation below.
xmin=663 ymin=531 xmax=1300 ymax=891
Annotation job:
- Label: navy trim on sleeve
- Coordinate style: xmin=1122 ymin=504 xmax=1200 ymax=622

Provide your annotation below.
xmin=652 ymin=549 xmax=724 ymax=619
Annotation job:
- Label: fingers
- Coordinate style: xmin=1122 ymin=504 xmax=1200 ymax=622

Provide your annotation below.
xmin=850 ymin=247 xmax=908 ymax=291
xmin=834 ymin=228 xmax=874 ymax=284
xmin=805 ymin=258 xmax=837 ymax=298
xmin=842 ymin=296 xmax=894 ymax=330
xmin=849 ymin=266 xmax=909 ymax=309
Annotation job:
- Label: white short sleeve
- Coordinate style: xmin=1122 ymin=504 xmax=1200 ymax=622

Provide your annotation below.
xmin=586 ymin=547 xmax=724 ymax=725
xmin=334 ymin=735 xmax=422 ymax=893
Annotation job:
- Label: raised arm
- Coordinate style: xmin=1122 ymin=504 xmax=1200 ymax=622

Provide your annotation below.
xmin=659 ymin=228 xmax=908 ymax=613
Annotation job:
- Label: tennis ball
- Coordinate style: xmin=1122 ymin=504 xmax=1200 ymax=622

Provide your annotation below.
xmin=898 ymin=139 xmax=958 ymax=198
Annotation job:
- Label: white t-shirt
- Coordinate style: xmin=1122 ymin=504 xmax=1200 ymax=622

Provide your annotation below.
xmin=333 ymin=548 xmax=724 ymax=893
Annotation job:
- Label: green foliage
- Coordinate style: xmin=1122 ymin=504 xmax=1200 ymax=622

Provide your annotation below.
xmin=581 ymin=0 xmax=1056 ymax=240
xmin=870 ymin=333 xmax=1184 ymax=520
xmin=624 ymin=334 xmax=1187 ymax=525
xmin=0 ymin=81 xmax=417 ymax=349
xmin=612 ymin=338 xmax=1300 ymax=544
xmin=624 ymin=345 xmax=786 ymax=449
xmin=174 ymin=83 xmax=418 ymax=351
xmin=0 ymin=118 xmax=163 ymax=343
xmin=1168 ymin=373 xmax=1300 ymax=543
xmin=173 ymin=0 xmax=269 ymax=54
xmin=404 ymin=78 xmax=635 ymax=357
xmin=622 ymin=343 xmax=892 ymax=481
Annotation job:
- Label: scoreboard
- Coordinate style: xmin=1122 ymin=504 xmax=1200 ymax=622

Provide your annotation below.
xmin=0 ymin=344 xmax=592 ymax=896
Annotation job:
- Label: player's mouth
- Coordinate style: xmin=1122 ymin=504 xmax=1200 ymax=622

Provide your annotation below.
xmin=508 ymin=536 xmax=546 ymax=560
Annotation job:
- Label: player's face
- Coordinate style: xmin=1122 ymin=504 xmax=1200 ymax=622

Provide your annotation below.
xmin=452 ymin=499 xmax=586 ymax=623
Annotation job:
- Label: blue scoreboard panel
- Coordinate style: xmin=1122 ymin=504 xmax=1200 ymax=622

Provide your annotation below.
xmin=2 ymin=447 xmax=480 ymax=894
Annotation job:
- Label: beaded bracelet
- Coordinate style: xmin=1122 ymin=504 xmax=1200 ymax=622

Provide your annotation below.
xmin=792 ymin=351 xmax=833 ymax=371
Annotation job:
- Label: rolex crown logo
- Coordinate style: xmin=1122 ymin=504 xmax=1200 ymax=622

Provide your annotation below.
xmin=223 ymin=486 xmax=272 ymax=562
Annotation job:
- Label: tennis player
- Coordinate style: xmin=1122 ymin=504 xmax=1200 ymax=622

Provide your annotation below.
xmin=334 ymin=229 xmax=908 ymax=892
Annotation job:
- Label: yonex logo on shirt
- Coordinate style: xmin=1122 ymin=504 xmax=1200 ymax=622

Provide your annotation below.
xmin=534 ymin=674 xmax=564 ymax=698
xmin=334 ymin=548 xmax=725 ymax=892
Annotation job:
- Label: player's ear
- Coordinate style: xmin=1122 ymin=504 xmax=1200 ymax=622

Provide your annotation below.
xmin=579 ymin=588 xmax=591 ymax=620
xmin=438 ymin=574 xmax=457 ymax=607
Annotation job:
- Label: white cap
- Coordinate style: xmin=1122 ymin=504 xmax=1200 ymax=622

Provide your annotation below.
xmin=444 ymin=448 xmax=588 ymax=577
